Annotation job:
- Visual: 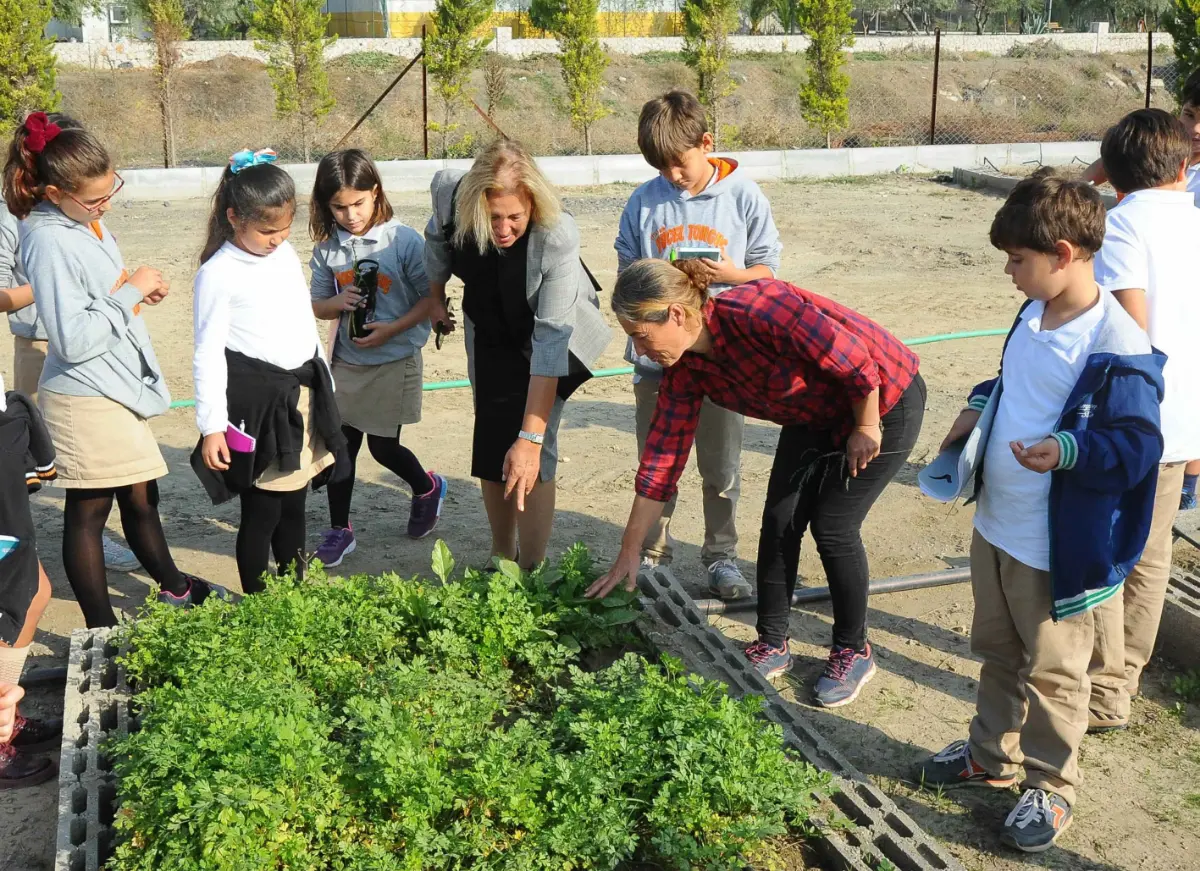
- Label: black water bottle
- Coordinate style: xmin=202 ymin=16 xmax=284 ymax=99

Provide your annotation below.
xmin=349 ymin=259 xmax=379 ymax=341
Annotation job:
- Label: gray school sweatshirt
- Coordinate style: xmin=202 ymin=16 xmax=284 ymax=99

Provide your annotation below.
xmin=19 ymin=201 xmax=170 ymax=418
xmin=613 ymin=157 xmax=783 ymax=379
xmin=0 ymin=200 xmax=44 ymax=341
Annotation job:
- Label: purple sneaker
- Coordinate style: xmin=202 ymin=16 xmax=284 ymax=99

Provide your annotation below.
xmin=745 ymin=638 xmax=792 ymax=681
xmin=408 ymin=472 xmax=447 ymax=539
xmin=314 ymin=527 xmax=356 ymax=568
xmin=813 ymin=643 xmax=877 ymax=708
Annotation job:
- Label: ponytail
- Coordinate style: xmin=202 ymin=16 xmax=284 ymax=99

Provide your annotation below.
xmin=200 ymin=153 xmax=296 ymax=265
xmin=612 ymin=258 xmax=711 ymax=325
xmin=2 ymin=112 xmax=107 ymax=219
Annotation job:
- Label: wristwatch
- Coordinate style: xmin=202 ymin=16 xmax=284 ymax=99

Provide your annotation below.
xmin=518 ymin=430 xmax=545 ymax=446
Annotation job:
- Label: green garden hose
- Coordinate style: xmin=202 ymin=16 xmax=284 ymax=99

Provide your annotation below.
xmin=165 ymin=328 xmax=1009 ymax=410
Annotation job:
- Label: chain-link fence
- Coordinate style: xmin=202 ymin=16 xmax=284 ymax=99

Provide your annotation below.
xmin=57 ymin=35 xmax=1182 ymax=168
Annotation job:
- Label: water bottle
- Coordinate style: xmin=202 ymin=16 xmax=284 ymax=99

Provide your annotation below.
xmin=348 ymin=258 xmax=379 ymax=341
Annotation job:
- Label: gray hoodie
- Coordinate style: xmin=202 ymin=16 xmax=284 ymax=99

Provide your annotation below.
xmin=614 ymin=157 xmax=782 ymax=378
xmin=19 ymin=201 xmax=170 ymax=418
xmin=0 ymin=200 xmax=44 ymax=341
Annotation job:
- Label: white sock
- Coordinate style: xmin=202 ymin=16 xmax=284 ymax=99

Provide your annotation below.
xmin=0 ymin=645 xmax=29 ymax=686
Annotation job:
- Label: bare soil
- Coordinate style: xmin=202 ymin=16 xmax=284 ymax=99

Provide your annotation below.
xmin=1 ymin=177 xmax=1198 ymax=870
xmin=58 ymin=48 xmax=1177 ymax=168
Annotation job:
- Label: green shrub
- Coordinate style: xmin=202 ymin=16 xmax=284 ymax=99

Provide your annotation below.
xmin=109 ymin=543 xmax=828 ymax=870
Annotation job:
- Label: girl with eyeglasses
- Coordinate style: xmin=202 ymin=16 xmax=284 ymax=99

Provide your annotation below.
xmin=3 ymin=112 xmax=228 ymax=627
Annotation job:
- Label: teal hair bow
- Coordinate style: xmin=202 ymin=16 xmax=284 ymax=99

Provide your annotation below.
xmin=229 ymin=148 xmax=278 ymax=174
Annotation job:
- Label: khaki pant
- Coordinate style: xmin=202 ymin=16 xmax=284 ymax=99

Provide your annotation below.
xmin=12 ymin=336 xmax=48 ymax=401
xmin=633 ymin=376 xmax=742 ymax=565
xmin=1089 ymin=462 xmax=1185 ymax=721
xmin=967 ymin=532 xmax=1092 ymax=807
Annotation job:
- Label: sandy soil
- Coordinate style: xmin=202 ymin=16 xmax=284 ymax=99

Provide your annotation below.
xmin=2 ymin=176 xmax=1198 ymax=870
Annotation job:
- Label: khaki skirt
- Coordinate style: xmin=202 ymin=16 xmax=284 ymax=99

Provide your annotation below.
xmin=255 ymin=385 xmax=335 ymax=492
xmin=12 ymin=337 xmax=49 ymax=401
xmin=331 ymin=352 xmax=423 ymax=437
xmin=39 ymin=390 xmax=168 ymax=489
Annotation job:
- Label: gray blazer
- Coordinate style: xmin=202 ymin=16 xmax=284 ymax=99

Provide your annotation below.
xmin=423 ymin=169 xmax=611 ymax=380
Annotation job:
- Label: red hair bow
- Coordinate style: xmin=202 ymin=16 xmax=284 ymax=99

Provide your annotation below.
xmin=23 ymin=113 xmax=61 ymax=154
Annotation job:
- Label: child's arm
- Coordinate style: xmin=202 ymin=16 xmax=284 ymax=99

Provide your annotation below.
xmin=698 ymin=188 xmax=782 ymax=286
xmin=192 ymin=269 xmax=234 ymax=470
xmin=0 ymin=285 xmax=33 ymax=314
xmin=0 ymin=218 xmax=33 ymax=313
xmin=1081 ymin=158 xmax=1108 ymax=186
xmin=309 ymin=248 xmax=361 ymax=321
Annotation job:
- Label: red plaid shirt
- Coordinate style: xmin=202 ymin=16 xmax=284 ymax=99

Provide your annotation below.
xmin=637 ymin=280 xmax=920 ymax=502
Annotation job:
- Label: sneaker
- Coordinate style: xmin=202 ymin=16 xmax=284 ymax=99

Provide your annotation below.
xmin=1001 ymin=788 xmax=1072 ymax=853
xmin=10 ymin=715 xmax=63 ymax=754
xmin=916 ymin=738 xmax=1018 ymax=789
xmin=1181 ymin=490 xmax=1198 ymax=512
xmin=707 ymin=559 xmax=752 ymax=600
xmin=0 ymin=742 xmax=56 ymax=789
xmin=408 ymin=472 xmax=447 ymax=539
xmin=102 ymin=535 xmax=141 ymax=573
xmin=156 ymin=575 xmax=231 ymax=608
xmin=745 ymin=638 xmax=792 ymax=680
xmin=315 ymin=527 xmax=356 ymax=567
xmin=813 ymin=643 xmax=878 ymax=708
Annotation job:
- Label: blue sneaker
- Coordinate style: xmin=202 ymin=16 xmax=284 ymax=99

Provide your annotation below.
xmin=314 ymin=527 xmax=356 ymax=567
xmin=744 ymin=638 xmax=792 ymax=680
xmin=813 ymin=643 xmax=877 ymax=708
xmin=1181 ymin=489 xmax=1198 ymax=512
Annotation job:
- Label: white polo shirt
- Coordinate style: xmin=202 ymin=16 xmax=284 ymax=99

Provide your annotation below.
xmin=1094 ymin=188 xmax=1200 ymax=463
xmin=1187 ymin=163 xmax=1200 ymax=206
xmin=974 ymin=298 xmax=1104 ymax=570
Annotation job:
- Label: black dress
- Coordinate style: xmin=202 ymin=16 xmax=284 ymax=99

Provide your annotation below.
xmin=452 ymin=230 xmax=590 ymax=483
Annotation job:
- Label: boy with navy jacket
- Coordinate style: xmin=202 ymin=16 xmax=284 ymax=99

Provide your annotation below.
xmin=916 ymin=170 xmax=1164 ymax=853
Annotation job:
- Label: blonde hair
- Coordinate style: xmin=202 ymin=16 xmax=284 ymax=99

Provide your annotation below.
xmin=453 ymin=138 xmax=562 ymax=255
xmin=612 ymin=259 xmax=711 ymax=325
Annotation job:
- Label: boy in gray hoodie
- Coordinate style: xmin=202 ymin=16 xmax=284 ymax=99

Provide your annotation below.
xmin=614 ymin=90 xmax=783 ymax=600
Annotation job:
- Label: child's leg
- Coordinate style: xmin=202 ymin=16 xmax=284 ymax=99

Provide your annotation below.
xmin=693 ymin=400 xmax=744 ymax=565
xmin=966 ymin=532 xmax=1027 ymax=783
xmin=327 ymin=425 xmax=365 ymax=529
xmin=12 ymin=563 xmax=51 ymax=649
xmin=62 ymin=488 xmax=119 ymax=627
xmin=1181 ymin=460 xmax=1200 ymax=510
xmin=1006 ymin=553 xmax=1092 ymax=808
xmin=270 ymin=487 xmax=308 ymax=580
xmin=366 ymin=432 xmax=434 ymax=495
xmin=236 ymin=488 xmax=286 ymax=594
xmin=633 ymin=376 xmax=678 ymax=564
xmin=113 ymin=481 xmax=188 ymax=596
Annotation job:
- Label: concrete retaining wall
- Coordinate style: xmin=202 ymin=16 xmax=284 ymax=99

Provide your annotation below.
xmin=54 ymin=29 xmax=1174 ymax=70
xmin=118 ymin=141 xmax=1102 ymax=201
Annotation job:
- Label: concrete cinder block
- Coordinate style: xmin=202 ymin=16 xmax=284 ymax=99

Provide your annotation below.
xmin=1159 ymin=570 xmax=1200 ymax=670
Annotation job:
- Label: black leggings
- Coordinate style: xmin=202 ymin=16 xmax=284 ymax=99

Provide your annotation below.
xmin=237 ymin=486 xmax=308 ymax=594
xmin=756 ymin=375 xmax=926 ymax=651
xmin=326 ymin=425 xmax=431 ymax=529
xmin=63 ymin=480 xmax=187 ymax=628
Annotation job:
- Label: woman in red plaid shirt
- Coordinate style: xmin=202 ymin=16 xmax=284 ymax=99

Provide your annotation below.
xmin=587 ymin=259 xmax=925 ymax=708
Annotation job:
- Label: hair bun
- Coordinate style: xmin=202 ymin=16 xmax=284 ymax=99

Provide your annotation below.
xmin=671 ymin=258 xmax=713 ymax=295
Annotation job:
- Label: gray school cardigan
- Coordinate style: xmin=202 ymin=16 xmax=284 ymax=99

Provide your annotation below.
xmin=423 ymin=169 xmax=611 ymax=380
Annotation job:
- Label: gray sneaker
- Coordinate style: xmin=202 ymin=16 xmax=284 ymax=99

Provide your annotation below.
xmin=707 ymin=559 xmax=752 ymax=600
xmin=102 ymin=535 xmax=141 ymax=573
xmin=1000 ymin=788 xmax=1072 ymax=853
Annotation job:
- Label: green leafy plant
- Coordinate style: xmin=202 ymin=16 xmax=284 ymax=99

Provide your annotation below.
xmin=1174 ymin=669 xmax=1200 ymax=703
xmin=1170 ymin=0 xmax=1200 ymax=105
xmin=798 ymin=0 xmax=854 ymax=148
xmin=0 ymin=0 xmax=60 ymax=130
xmin=681 ymin=0 xmax=740 ymax=145
xmin=251 ymin=0 xmax=336 ymax=163
xmin=531 ymin=0 xmax=609 ymax=155
xmin=425 ymin=0 xmax=493 ymax=158
xmin=109 ymin=543 xmax=828 ymax=869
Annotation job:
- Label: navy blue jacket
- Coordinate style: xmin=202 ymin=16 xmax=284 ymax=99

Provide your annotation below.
xmin=969 ymin=293 xmax=1165 ymax=619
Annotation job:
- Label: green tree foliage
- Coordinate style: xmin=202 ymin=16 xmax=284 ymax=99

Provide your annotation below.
xmin=426 ymin=0 xmax=493 ymax=158
xmin=251 ymin=0 xmax=336 ymax=163
xmin=0 ymin=0 xmax=60 ymax=130
xmin=1169 ymin=0 xmax=1200 ymax=103
xmin=741 ymin=0 xmax=775 ymax=32
xmin=681 ymin=0 xmax=740 ymax=144
xmin=531 ymin=0 xmax=609 ymax=154
xmin=798 ymin=0 xmax=853 ymax=146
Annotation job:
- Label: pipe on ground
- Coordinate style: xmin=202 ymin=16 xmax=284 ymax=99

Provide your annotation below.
xmin=693 ymin=565 xmax=972 ymax=616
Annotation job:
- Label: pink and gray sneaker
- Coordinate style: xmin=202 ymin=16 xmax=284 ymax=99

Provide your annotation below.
xmin=314 ymin=527 xmax=356 ymax=568
xmin=408 ymin=472 xmax=448 ymax=539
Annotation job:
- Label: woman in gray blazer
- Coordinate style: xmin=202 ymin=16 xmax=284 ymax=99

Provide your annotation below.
xmin=425 ymin=138 xmax=611 ymax=569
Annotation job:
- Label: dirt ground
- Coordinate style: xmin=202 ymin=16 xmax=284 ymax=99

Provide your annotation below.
xmin=2 ymin=176 xmax=1199 ymax=870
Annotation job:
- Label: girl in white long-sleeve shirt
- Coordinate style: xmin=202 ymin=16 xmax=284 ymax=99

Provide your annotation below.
xmin=193 ymin=150 xmax=332 ymax=593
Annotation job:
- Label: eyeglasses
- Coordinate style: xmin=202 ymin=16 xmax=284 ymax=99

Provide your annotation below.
xmin=64 ymin=172 xmax=124 ymax=213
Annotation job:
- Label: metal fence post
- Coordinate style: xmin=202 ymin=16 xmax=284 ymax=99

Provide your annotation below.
xmin=422 ymin=24 xmax=430 ymax=160
xmin=930 ymin=28 xmax=941 ymax=146
xmin=1146 ymin=31 xmax=1153 ymax=110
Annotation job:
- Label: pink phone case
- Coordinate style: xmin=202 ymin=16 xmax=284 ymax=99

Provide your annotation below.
xmin=225 ymin=423 xmax=256 ymax=454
